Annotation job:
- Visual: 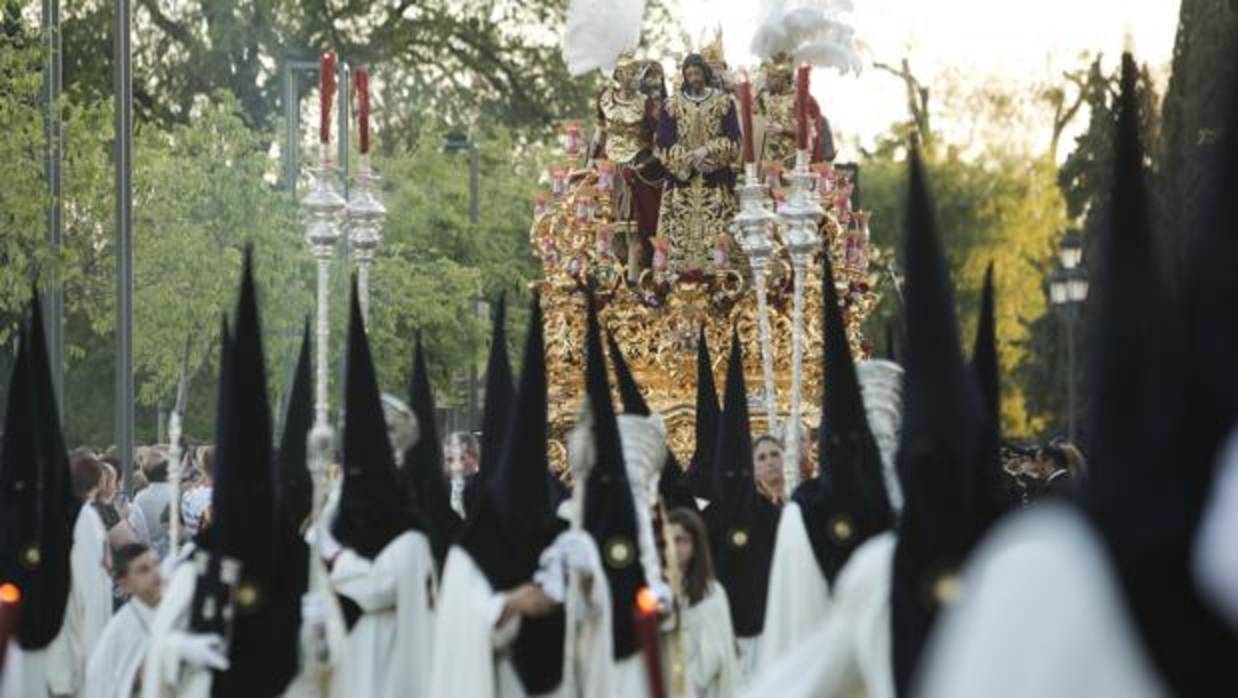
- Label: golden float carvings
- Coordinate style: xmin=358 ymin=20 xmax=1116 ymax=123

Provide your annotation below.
xmin=532 ymin=156 xmax=883 ymax=469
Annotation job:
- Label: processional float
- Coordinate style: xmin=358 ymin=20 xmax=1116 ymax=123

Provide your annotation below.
xmin=534 ymin=76 xmax=881 ymax=493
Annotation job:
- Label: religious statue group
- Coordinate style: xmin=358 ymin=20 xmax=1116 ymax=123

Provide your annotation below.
xmin=591 ymin=43 xmax=834 ymax=280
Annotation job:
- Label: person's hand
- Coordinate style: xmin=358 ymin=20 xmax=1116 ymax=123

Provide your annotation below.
xmin=503 ymin=583 xmax=559 ymax=622
xmin=170 ymin=632 xmax=230 ymax=671
xmin=301 ymin=592 xmax=332 ymax=663
xmin=313 ymin=519 xmax=342 ymax=567
xmin=558 ymin=531 xmax=598 ymax=575
xmin=649 ymin=579 xmax=674 ymax=617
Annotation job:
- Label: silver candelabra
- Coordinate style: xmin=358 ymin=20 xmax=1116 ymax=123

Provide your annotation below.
xmin=776 ymin=150 xmax=824 ymax=493
xmin=346 ymin=154 xmax=386 ymax=326
xmin=734 ymin=162 xmax=781 ymax=433
xmin=301 ymin=143 xmax=346 ymax=520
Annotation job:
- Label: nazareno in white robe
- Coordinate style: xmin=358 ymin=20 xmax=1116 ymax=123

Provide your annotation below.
xmin=428 ymin=538 xmax=614 ymax=698
xmin=141 ymin=556 xmax=212 ymax=698
xmin=46 ymin=503 xmax=114 ymax=696
xmin=83 ymin=598 xmax=155 ymax=698
xmin=678 ymin=580 xmax=738 ymax=698
xmin=743 ymin=532 xmax=897 ymax=698
xmin=914 ymin=504 xmax=1169 ymax=698
xmin=755 ymin=502 xmax=832 ymax=677
xmin=329 ymin=530 xmax=436 ymax=698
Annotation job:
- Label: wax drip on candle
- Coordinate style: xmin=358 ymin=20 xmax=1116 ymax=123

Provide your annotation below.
xmin=320 ymin=52 xmax=336 ymax=145
xmin=354 ymin=66 xmax=370 ymax=155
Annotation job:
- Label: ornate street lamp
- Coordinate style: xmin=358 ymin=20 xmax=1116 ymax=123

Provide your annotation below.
xmin=1049 ymin=230 xmax=1089 ymax=441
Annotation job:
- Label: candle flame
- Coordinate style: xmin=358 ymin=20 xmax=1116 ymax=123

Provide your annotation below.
xmin=0 ymin=583 xmax=19 ymax=604
xmin=636 ymin=587 xmax=658 ymax=614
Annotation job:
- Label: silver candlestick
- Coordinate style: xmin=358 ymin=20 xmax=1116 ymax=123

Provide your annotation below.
xmin=734 ymin=162 xmax=781 ymax=433
xmin=776 ymin=150 xmax=823 ymax=493
xmin=301 ymin=143 xmax=346 ymax=515
xmin=346 ymin=154 xmax=385 ymax=327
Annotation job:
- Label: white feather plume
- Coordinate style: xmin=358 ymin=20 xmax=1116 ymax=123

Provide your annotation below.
xmin=750 ymin=0 xmax=863 ymax=75
xmin=561 ymin=0 xmax=647 ymax=77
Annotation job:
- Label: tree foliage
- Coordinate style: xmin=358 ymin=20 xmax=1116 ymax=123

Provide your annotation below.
xmin=56 ymin=0 xmax=677 ymax=142
xmin=862 ymin=149 xmax=1066 ymax=438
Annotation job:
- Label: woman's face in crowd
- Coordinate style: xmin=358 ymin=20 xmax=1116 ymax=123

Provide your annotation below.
xmin=670 ymin=523 xmax=693 ymax=573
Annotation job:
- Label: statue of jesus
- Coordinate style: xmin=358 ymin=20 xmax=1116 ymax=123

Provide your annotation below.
xmin=654 ymin=54 xmax=741 ymax=277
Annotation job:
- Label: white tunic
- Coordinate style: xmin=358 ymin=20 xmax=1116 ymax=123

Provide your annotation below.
xmin=1195 ymin=429 xmax=1238 ymax=632
xmin=914 ymin=505 xmax=1169 ymax=698
xmin=744 ymin=532 xmax=895 ymax=698
xmin=141 ymin=560 xmax=212 ymax=698
xmin=329 ymin=531 xmax=436 ymax=698
xmin=680 ymin=581 xmax=738 ymax=698
xmin=47 ymin=504 xmax=114 ymax=696
xmin=429 ymin=541 xmax=613 ymax=698
xmin=84 ymin=599 xmax=155 ymax=698
xmin=756 ymin=502 xmax=831 ymax=677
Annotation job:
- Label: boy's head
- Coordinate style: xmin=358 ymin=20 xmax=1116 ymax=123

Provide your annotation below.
xmin=114 ymin=543 xmax=162 ymax=606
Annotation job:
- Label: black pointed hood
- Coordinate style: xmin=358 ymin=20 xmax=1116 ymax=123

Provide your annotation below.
xmin=793 ymin=252 xmax=894 ymax=586
xmin=890 ymin=152 xmax=991 ymax=698
xmin=971 ymin=264 xmax=999 ymax=419
xmin=0 ymin=300 xmax=74 ymax=650
xmin=708 ymin=330 xmax=779 ymax=638
xmin=687 ymin=326 xmax=721 ymax=501
xmin=458 ymin=293 xmax=566 ymax=695
xmin=332 ymin=280 xmax=422 ymax=559
xmin=970 ymin=264 xmax=1008 ymax=524
xmin=606 ymin=330 xmax=649 ymax=416
xmin=1083 ymin=54 xmax=1238 ymax=694
xmin=465 ymin=295 xmax=515 ymax=519
xmin=27 ymin=291 xmax=77 ymax=532
xmin=206 ymin=251 xmax=302 ymax=697
xmin=478 ymin=295 xmax=514 ymax=478
xmin=584 ymin=295 xmax=646 ymax=660
xmin=604 ymin=330 xmax=695 ymax=513
xmin=404 ymin=333 xmax=463 ymax=572
xmin=277 ymin=321 xmax=314 ymax=532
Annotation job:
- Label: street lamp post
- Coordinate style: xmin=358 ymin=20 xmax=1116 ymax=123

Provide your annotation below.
xmin=444 ymin=132 xmax=482 ymax=429
xmin=1049 ymin=230 xmax=1088 ymax=441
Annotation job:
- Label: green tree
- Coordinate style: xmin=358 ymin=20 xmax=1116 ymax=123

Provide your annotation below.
xmin=861 ymin=149 xmax=1066 ymax=438
xmin=56 ymin=0 xmax=679 ymax=140
xmin=1159 ymin=0 xmax=1238 ymax=273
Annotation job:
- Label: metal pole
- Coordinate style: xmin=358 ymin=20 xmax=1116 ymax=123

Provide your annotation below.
xmin=284 ymin=62 xmax=299 ymax=194
xmin=114 ymin=0 xmax=135 ymax=489
xmin=468 ymin=144 xmax=481 ymax=428
xmin=43 ymin=0 xmax=65 ymax=420
xmin=1066 ymin=310 xmax=1076 ymax=442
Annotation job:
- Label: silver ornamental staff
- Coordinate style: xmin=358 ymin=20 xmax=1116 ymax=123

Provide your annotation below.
xmin=734 ymin=161 xmax=781 ymax=433
xmin=346 ymin=155 xmax=385 ymax=327
xmin=777 ymin=148 xmax=823 ymax=494
xmin=562 ymin=405 xmax=597 ymax=697
xmin=302 ymin=137 xmax=346 ymax=694
xmin=166 ymin=335 xmax=192 ymax=559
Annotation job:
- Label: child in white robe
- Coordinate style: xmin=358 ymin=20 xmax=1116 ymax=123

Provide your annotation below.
xmin=666 ymin=508 xmax=737 ymax=698
xmin=84 ymin=544 xmax=162 ymax=698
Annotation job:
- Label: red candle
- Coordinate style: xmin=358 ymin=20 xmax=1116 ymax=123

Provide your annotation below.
xmin=737 ymin=75 xmax=756 ymax=164
xmin=795 ymin=63 xmax=810 ymax=151
xmin=634 ymin=588 xmax=667 ymax=698
xmin=320 ymin=52 xmax=336 ymax=145
xmin=0 ymin=583 xmax=20 ymax=672
xmin=353 ymin=66 xmax=370 ymax=154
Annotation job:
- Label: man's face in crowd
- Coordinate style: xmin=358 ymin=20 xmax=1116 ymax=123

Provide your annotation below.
xmin=754 ymin=439 xmax=785 ymax=494
xmin=120 ymin=550 xmax=163 ymax=607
